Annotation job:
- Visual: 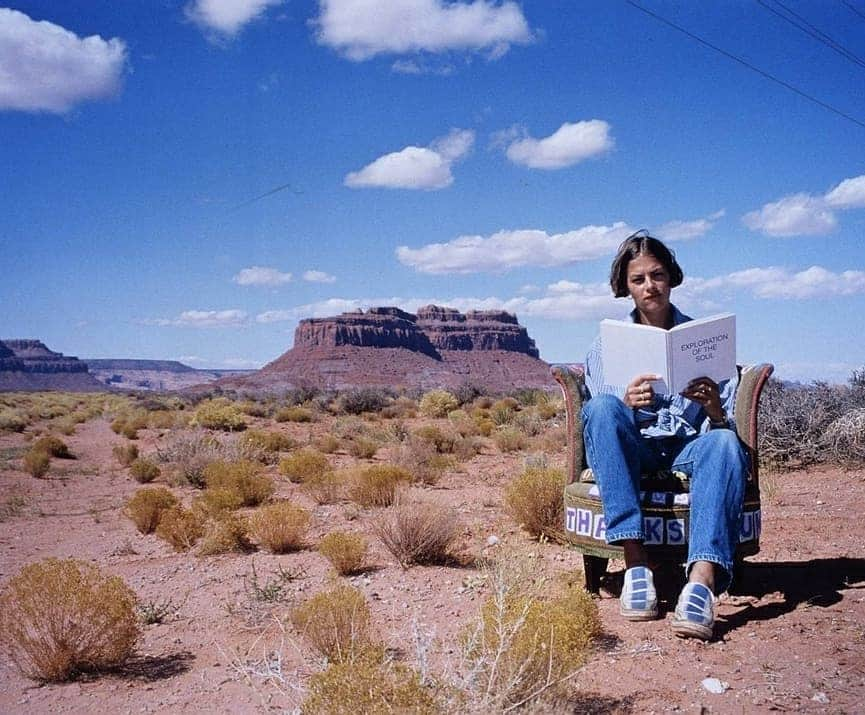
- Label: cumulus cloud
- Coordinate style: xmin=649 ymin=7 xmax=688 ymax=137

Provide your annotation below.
xmin=185 ymin=0 xmax=283 ymax=36
xmin=504 ymin=120 xmax=613 ymax=170
xmin=742 ymin=173 xmax=865 ymax=236
xmin=0 ymin=8 xmax=127 ymax=113
xmin=654 ymin=210 xmax=724 ymax=241
xmin=314 ymin=0 xmax=533 ymax=61
xmin=303 ymin=270 xmax=337 ymax=283
xmin=233 ymin=266 xmax=293 ymax=286
xmin=345 ymin=128 xmax=474 ymax=190
xmin=152 ymin=309 xmax=249 ymax=327
xmin=685 ymin=265 xmax=865 ymax=300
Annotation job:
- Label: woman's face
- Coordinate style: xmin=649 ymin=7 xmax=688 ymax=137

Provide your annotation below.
xmin=626 ymin=252 xmax=672 ymax=325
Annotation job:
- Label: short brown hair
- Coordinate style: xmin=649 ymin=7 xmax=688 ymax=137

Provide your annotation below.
xmin=609 ymin=229 xmax=684 ymax=297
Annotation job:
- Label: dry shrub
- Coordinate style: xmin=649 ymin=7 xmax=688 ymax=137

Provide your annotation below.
xmin=130 ymin=458 xmax=160 ymax=484
xmin=203 ymin=460 xmax=274 ymax=507
xmin=22 ymin=448 xmax=50 ymax=478
xmin=330 ymin=416 xmax=370 ymax=440
xmin=197 ymin=513 xmax=253 ymax=556
xmin=448 ymin=410 xmax=480 ymax=437
xmin=125 ymin=487 xmax=179 ymax=534
xmin=303 ymin=649 xmax=438 ymax=714
xmin=290 ymin=584 xmax=373 ymax=662
xmin=275 ymin=406 xmax=314 ymax=423
xmin=112 ymin=442 xmax=139 ymax=467
xmin=489 ymin=398 xmax=518 ymax=426
xmin=195 ymin=487 xmax=244 ymax=514
xmin=32 ymin=435 xmax=72 ymax=459
xmin=312 ymin=433 xmax=340 ymax=454
xmin=346 ymin=436 xmax=380 ymax=459
xmin=239 ymin=399 xmax=271 ymax=418
xmin=350 ymin=464 xmax=412 ymax=507
xmin=337 ymin=388 xmax=391 ymax=415
xmin=155 ymin=506 xmax=204 ymax=552
xmin=192 ymin=398 xmax=247 ymax=432
xmin=318 ymin=532 xmax=368 ymax=575
xmin=472 ymin=413 xmax=495 ymax=437
xmin=380 ymin=396 xmax=417 ymax=420
xmin=419 ymin=389 xmax=459 ymax=418
xmin=0 ymin=408 xmax=28 ymax=432
xmin=303 ymin=469 xmax=349 ymax=505
xmin=373 ymin=497 xmax=461 ymax=567
xmin=493 ymin=427 xmax=529 ymax=453
xmin=0 ymin=558 xmax=140 ymax=682
xmin=241 ymin=429 xmax=298 ymax=462
xmin=412 ymin=425 xmax=456 ymax=453
xmin=504 ymin=467 xmax=565 ymax=542
xmin=279 ymin=448 xmax=331 ymax=483
xmin=249 ymin=501 xmax=311 ymax=553
xmin=395 ymin=438 xmax=450 ymax=486
xmin=824 ymin=408 xmax=865 ymax=466
xmin=155 ymin=432 xmax=245 ymax=487
xmin=512 ymin=409 xmax=544 ymax=437
xmin=461 ymin=559 xmax=599 ymax=708
xmin=536 ymin=426 xmax=567 ymax=453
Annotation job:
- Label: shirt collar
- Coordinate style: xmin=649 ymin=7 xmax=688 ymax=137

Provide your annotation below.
xmin=628 ymin=303 xmax=691 ymax=327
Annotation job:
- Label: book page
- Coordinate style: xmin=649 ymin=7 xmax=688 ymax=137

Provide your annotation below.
xmin=600 ymin=320 xmax=671 ymax=390
xmin=667 ymin=313 xmax=736 ymax=393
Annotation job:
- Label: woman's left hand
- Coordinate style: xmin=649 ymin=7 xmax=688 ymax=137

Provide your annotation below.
xmin=681 ymin=377 xmax=724 ymax=423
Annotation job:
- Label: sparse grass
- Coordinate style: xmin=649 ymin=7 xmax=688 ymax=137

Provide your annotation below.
xmin=197 ymin=513 xmax=253 ymax=556
xmin=155 ymin=431 xmax=256 ymax=487
xmin=275 ymin=406 xmax=315 ymax=423
xmin=419 ymin=389 xmax=459 ymax=418
xmin=504 ymin=466 xmax=566 ymax=542
xmin=412 ymin=425 xmax=456 ymax=453
xmin=129 ymin=458 xmax=161 ymax=484
xmin=240 ymin=429 xmax=297 ymax=462
xmin=0 ymin=558 xmax=140 ymax=682
xmin=0 ymin=407 xmax=28 ymax=432
xmin=312 ymin=433 xmax=340 ymax=454
xmin=249 ymin=501 xmax=311 ymax=554
xmin=493 ymin=428 xmax=529 ymax=453
xmin=373 ymin=497 xmax=461 ymax=567
xmin=350 ymin=464 xmax=412 ymax=508
xmin=460 ymin=558 xmax=600 ymax=708
xmin=302 ymin=469 xmax=349 ymax=505
xmin=192 ymin=398 xmax=247 ymax=432
xmin=290 ymin=584 xmax=373 ymax=662
xmin=22 ymin=448 xmax=50 ymax=478
xmin=0 ymin=489 xmax=28 ymax=522
xmin=395 ymin=438 xmax=451 ymax=486
xmin=489 ymin=398 xmax=519 ymax=426
xmin=155 ymin=506 xmax=205 ymax=552
xmin=138 ymin=597 xmax=175 ymax=625
xmin=346 ymin=436 xmax=380 ymax=459
xmin=303 ymin=649 xmax=439 ymax=714
xmin=318 ymin=532 xmax=368 ymax=575
xmin=244 ymin=560 xmax=305 ymax=604
xmin=112 ymin=442 xmax=139 ymax=467
xmin=824 ymin=408 xmax=865 ymax=466
xmin=203 ymin=460 xmax=275 ymax=507
xmin=278 ymin=448 xmax=331 ymax=483
xmin=125 ymin=487 xmax=179 ymax=534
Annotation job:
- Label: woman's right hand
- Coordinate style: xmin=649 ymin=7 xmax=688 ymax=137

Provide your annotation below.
xmin=624 ymin=373 xmax=661 ymax=409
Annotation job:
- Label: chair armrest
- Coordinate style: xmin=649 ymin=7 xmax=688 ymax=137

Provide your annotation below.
xmin=734 ymin=363 xmax=774 ymax=482
xmin=550 ymin=364 xmax=586 ymax=485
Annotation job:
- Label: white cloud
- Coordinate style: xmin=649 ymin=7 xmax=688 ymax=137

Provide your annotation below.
xmin=233 ymin=266 xmax=293 ymax=286
xmin=155 ymin=310 xmax=249 ymax=327
xmin=685 ymin=265 xmax=865 ymax=300
xmin=0 ymin=9 xmax=127 ymax=113
xmin=654 ymin=210 xmax=724 ymax=241
xmin=742 ymin=193 xmax=836 ymax=237
xmin=345 ymin=128 xmax=474 ymax=190
xmin=504 ymin=120 xmax=613 ymax=170
xmin=186 ymin=0 xmax=283 ymax=36
xmin=391 ymin=58 xmax=454 ymax=75
xmin=314 ymin=0 xmax=533 ymax=61
xmin=397 ymin=222 xmax=634 ymax=274
xmin=303 ymin=270 xmax=337 ymax=283
xmin=824 ymin=174 xmax=865 ymax=209
xmin=222 ymin=357 xmax=263 ymax=368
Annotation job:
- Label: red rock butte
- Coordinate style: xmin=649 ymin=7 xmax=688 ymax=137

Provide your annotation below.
xmin=219 ymin=305 xmax=555 ymax=393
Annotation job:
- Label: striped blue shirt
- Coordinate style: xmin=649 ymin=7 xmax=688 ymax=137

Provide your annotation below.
xmin=584 ymin=304 xmax=738 ymax=439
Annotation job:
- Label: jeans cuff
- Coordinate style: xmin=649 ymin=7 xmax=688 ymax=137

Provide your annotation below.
xmin=686 ymin=554 xmax=733 ymax=594
xmin=606 ymin=530 xmax=644 ymax=544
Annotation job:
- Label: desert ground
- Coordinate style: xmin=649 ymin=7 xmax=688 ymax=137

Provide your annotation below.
xmin=1 ymin=392 xmax=863 ymax=714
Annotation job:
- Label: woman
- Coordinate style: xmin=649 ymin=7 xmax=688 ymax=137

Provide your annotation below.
xmin=582 ymin=229 xmax=747 ymax=641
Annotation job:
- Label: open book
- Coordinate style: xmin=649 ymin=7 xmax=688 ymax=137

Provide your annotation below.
xmin=600 ymin=313 xmax=736 ymax=394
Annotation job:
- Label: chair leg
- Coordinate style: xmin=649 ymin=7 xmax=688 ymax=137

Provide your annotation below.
xmin=583 ymin=555 xmax=608 ymax=594
xmin=729 ymin=556 xmax=747 ymax=595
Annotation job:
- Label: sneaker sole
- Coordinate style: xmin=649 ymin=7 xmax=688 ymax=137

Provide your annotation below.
xmin=620 ymin=605 xmax=659 ymax=621
xmin=671 ymin=617 xmax=713 ymax=640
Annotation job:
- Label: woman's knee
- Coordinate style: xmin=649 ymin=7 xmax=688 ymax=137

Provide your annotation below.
xmin=582 ymin=393 xmax=629 ymax=426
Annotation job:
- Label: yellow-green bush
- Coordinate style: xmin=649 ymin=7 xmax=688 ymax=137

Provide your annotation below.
xmin=203 ymin=460 xmax=274 ymax=507
xmin=125 ymin=487 xmax=179 ymax=534
xmin=346 ymin=436 xmax=379 ymax=459
xmin=411 ymin=425 xmax=456 ymax=453
xmin=0 ymin=558 xmax=140 ymax=682
xmin=492 ymin=428 xmax=528 ymax=453
xmin=504 ymin=466 xmax=565 ymax=541
xmin=350 ymin=465 xmax=412 ymax=508
xmin=32 ymin=436 xmax=72 ymax=459
xmin=302 ymin=649 xmax=438 ymax=714
xmin=241 ymin=429 xmax=297 ymax=458
xmin=22 ymin=448 xmax=50 ymax=478
xmin=395 ymin=438 xmax=450 ymax=485
xmin=489 ymin=398 xmax=519 ymax=426
xmin=419 ymin=389 xmax=458 ymax=418
xmin=130 ymin=458 xmax=161 ymax=484
xmin=290 ymin=584 xmax=372 ymax=662
xmin=302 ymin=470 xmax=349 ymax=505
xmin=275 ymin=406 xmax=314 ymax=423
xmin=278 ymin=448 xmax=331 ymax=483
xmin=197 ymin=513 xmax=252 ymax=556
xmin=249 ymin=501 xmax=311 ymax=554
xmin=112 ymin=442 xmax=139 ymax=467
xmin=0 ymin=408 xmax=28 ymax=432
xmin=312 ymin=433 xmax=340 ymax=454
xmin=318 ymin=532 xmax=368 ymax=575
xmin=155 ymin=506 xmax=204 ymax=552
xmin=192 ymin=398 xmax=247 ymax=432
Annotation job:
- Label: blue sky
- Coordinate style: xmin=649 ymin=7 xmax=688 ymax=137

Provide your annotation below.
xmin=2 ymin=0 xmax=864 ymax=383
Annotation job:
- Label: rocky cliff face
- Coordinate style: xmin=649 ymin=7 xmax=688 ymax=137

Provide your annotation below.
xmin=0 ymin=339 xmax=103 ymax=391
xmin=292 ymin=305 xmax=539 ymax=359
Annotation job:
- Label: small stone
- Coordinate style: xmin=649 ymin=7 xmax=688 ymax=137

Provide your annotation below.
xmin=812 ymin=692 xmax=829 ymax=704
xmin=701 ymin=677 xmax=728 ymax=694
xmin=486 ymin=535 xmax=500 ymax=546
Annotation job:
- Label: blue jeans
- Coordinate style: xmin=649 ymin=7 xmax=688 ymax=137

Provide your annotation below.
xmin=582 ymin=394 xmax=748 ymax=593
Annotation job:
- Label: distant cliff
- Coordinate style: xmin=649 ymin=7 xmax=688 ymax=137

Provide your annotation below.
xmin=0 ymin=339 xmax=104 ymax=391
xmin=84 ymin=359 xmax=253 ymax=391
xmin=220 ymin=305 xmax=553 ymax=393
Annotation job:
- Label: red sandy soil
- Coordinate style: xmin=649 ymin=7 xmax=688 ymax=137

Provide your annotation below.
xmin=1 ymin=414 xmax=863 ymax=714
